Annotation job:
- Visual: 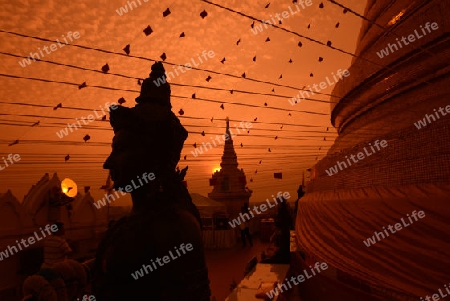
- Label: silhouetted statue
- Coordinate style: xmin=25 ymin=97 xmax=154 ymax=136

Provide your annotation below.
xmin=91 ymin=62 xmax=210 ymax=301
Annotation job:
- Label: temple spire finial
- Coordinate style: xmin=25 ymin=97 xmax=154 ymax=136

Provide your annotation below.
xmin=226 ymin=117 xmax=231 ymax=137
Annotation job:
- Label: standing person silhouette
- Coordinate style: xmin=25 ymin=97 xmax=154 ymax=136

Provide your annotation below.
xmin=294 ymin=185 xmax=305 ymax=227
xmin=239 ymin=206 xmax=253 ymax=247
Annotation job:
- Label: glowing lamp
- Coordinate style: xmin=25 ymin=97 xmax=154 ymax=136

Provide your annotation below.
xmin=61 ymin=178 xmax=78 ymax=198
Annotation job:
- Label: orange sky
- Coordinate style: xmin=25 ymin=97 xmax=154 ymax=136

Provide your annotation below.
xmin=0 ymin=0 xmax=367 ymax=205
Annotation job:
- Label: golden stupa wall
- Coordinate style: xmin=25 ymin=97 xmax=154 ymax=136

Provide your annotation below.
xmin=295 ymin=0 xmax=450 ymax=299
xmin=309 ymin=0 xmax=450 ymax=191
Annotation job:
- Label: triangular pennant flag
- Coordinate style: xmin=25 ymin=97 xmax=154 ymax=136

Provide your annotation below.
xmin=143 ymin=25 xmax=153 ymax=36
xmin=163 ymin=8 xmax=171 ymax=17
xmin=123 ymin=44 xmax=130 ymax=55
xmin=118 ymin=97 xmax=126 ymax=105
xmin=101 ymin=63 xmax=109 ymax=73
xmin=274 ymin=172 xmax=282 ymax=179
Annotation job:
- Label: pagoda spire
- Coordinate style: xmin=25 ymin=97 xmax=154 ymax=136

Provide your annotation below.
xmin=208 ymin=118 xmax=252 ymax=219
xmin=220 ymin=117 xmax=238 ymax=170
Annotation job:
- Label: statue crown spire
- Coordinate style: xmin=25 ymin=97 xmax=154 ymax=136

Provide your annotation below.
xmin=135 ymin=61 xmax=171 ymax=108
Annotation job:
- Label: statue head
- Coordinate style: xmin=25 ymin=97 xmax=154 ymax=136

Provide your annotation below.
xmin=103 ymin=62 xmax=188 ymax=201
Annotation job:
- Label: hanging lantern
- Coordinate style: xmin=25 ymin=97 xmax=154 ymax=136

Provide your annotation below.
xmin=61 ymin=178 xmax=77 ymax=198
